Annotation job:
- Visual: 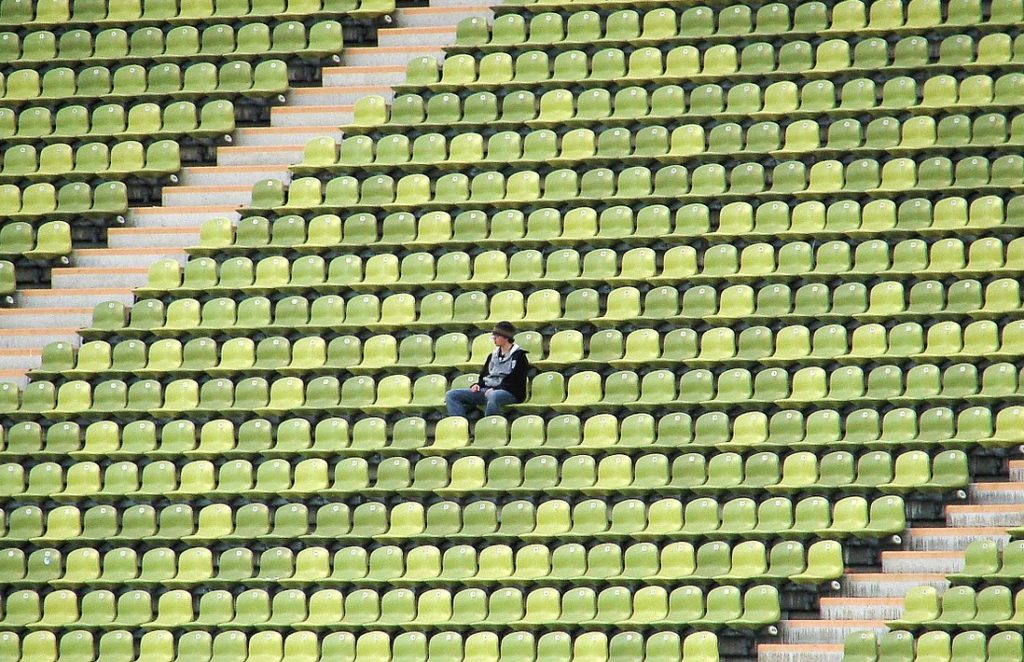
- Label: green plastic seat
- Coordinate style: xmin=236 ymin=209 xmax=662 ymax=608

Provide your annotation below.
xmin=988 ymin=631 xmax=1024 ymax=661
xmin=843 ymin=630 xmax=878 ymax=662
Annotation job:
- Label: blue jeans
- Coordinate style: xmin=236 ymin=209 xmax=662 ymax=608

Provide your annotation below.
xmin=445 ymin=388 xmax=518 ymax=417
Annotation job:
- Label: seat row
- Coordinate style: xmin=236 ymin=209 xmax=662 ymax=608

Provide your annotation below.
xmin=949 ymin=540 xmax=1024 ymax=583
xmin=458 ymin=1 xmax=1023 ymax=49
xmin=0 ymin=221 xmax=71 ymax=261
xmin=194 ymin=195 xmax=1023 ymax=256
xmin=36 ymin=331 xmax=481 ymax=379
xmin=0 ymin=405 xmax=993 ymax=465
xmin=348 ymin=73 xmax=1024 ymax=132
xmin=0 ymin=627 xmax=717 ymax=662
xmin=0 ymin=140 xmax=179 ymax=182
xmin=0 ymin=495 xmax=906 ymax=544
xmin=0 ymin=373 xmax=464 ymax=420
xmin=152 ymin=237 xmax=1024 ymax=300
xmin=530 ymin=321 xmax=1024 ymax=369
xmin=770 ymin=113 xmax=1024 ymax=158
xmin=46 ymin=318 xmax=1024 ymax=383
xmin=301 ymin=114 xmax=1024 ymax=174
xmin=0 ymin=539 xmax=841 ymax=589
xmin=0 ymin=449 xmax=968 ymax=501
xmin=408 ymin=448 xmax=965 ymax=496
xmin=508 ymin=0 xmax=1000 ymax=21
xmin=0 ymin=100 xmax=234 ymax=143
xmin=401 ymin=34 xmax=1022 ymax=94
xmin=0 ymin=415 xmax=374 ymax=460
xmin=254 ymin=156 xmax=1024 ymax=216
xmin=80 ymin=281 xmax=1024 ymax=344
xmin=0 ymin=0 xmax=392 ymax=28
xmin=890 ymin=584 xmax=1024 ymax=630
xmin=0 ymin=60 xmax=288 ymax=105
xmin=0 ymin=584 xmax=780 ymax=631
xmin=381 ymin=406 xmax=1019 ymax=455
xmin=0 ymin=181 xmax=126 ymax=220
xmin=77 ymin=282 xmax=1024 ymax=348
xmin=0 ymin=21 xmax=343 ymax=67
xmin=517 ymin=364 xmax=1024 ymax=414
xmin=2 ymin=365 xmax=1019 ymax=421
xmin=845 ymin=628 xmax=1024 ymax=662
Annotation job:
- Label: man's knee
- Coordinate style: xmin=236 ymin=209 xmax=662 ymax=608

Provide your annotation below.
xmin=484 ymin=390 xmax=514 ymax=413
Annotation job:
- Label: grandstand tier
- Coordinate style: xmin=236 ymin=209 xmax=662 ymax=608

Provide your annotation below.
xmin=0 ymin=0 xmax=1022 ymax=660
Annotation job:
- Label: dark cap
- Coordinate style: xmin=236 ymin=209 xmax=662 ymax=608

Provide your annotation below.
xmin=492 ymin=321 xmax=516 ymax=340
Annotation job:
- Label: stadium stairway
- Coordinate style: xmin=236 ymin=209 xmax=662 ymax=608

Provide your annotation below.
xmin=758 ymin=459 xmax=1024 ymax=662
xmin=0 ymin=0 xmax=490 ymax=384
xmin=2 ymin=2 xmax=1020 ymax=659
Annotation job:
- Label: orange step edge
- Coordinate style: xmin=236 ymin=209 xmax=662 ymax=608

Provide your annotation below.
xmin=882 ymin=550 xmax=964 ymax=556
xmin=819 ymin=597 xmax=903 ymax=605
xmin=132 ymin=205 xmax=239 ymax=214
xmin=0 ymin=328 xmax=79 ymax=336
xmin=759 ymin=644 xmax=845 ymax=651
xmin=52 ymin=267 xmax=148 ymax=274
xmin=379 ymin=25 xmax=458 ymax=34
xmin=109 ymin=227 xmax=200 ymax=235
xmin=322 ymin=64 xmax=406 ymax=74
xmin=75 ymin=247 xmax=186 ymax=255
xmin=272 ymin=105 xmax=355 ymax=113
xmin=784 ymin=619 xmax=886 ymax=627
xmin=400 ymin=4 xmax=490 ymax=13
xmin=20 ymin=288 xmax=132 ymax=296
xmin=164 ymin=185 xmax=251 ymax=193
xmin=292 ymin=85 xmax=391 ymax=93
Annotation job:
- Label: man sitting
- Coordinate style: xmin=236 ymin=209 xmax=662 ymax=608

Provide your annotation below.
xmin=445 ymin=321 xmax=530 ymax=418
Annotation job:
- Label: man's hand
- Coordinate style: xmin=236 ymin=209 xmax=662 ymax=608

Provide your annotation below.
xmin=470 ymin=384 xmax=481 ymax=393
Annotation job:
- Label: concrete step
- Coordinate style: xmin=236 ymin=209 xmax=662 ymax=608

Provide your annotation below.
xmin=971 ymin=481 xmax=1024 ymax=505
xmin=51 ymin=268 xmax=148 ymax=290
xmin=429 ymin=0 xmax=492 ymax=7
xmin=322 ymin=65 xmax=406 ymax=87
xmin=819 ymin=598 xmax=903 ymax=621
xmin=0 ymin=329 xmax=80 ymax=350
xmin=946 ymin=503 xmax=1024 ymax=527
xmin=881 ymin=550 xmax=965 ymax=574
xmin=129 ymin=206 xmax=239 ymax=228
xmin=234 ymin=126 xmax=343 ymax=148
xmin=271 ymin=104 xmax=354 ymax=128
xmin=842 ymin=573 xmax=950 ymax=598
xmin=16 ymin=288 xmax=133 ymax=309
xmin=344 ymin=45 xmax=444 ymax=67
xmin=378 ymin=25 xmax=457 ymax=48
xmin=178 ymin=165 xmax=291 ymax=188
xmin=217 ymin=145 xmax=305 ymax=167
xmin=108 ymin=227 xmax=201 ymax=249
xmin=0 ymin=369 xmax=29 ymax=388
xmin=907 ymin=527 xmax=1009 ymax=552
xmin=0 ymin=348 xmax=41 ymax=371
xmin=289 ymin=85 xmax=395 ymax=106
xmin=779 ymin=620 xmax=886 ymax=645
xmin=395 ymin=4 xmax=492 ymax=27
xmin=758 ymin=643 xmax=844 ymax=662
xmin=0 ymin=307 xmax=93 ymax=330
xmin=162 ymin=186 xmax=252 ymax=208
xmin=73 ymin=248 xmax=186 ymax=269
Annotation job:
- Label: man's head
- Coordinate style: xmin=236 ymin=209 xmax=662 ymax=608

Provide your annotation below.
xmin=491 ymin=321 xmax=516 ymax=349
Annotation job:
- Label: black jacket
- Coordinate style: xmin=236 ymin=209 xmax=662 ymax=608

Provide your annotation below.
xmin=478 ymin=345 xmax=531 ymax=401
